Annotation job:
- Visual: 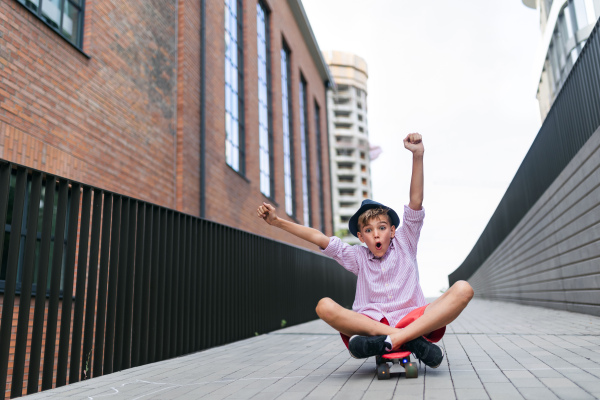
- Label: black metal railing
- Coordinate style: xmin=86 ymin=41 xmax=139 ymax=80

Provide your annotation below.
xmin=0 ymin=161 xmax=356 ymax=398
xmin=448 ymin=18 xmax=600 ymax=285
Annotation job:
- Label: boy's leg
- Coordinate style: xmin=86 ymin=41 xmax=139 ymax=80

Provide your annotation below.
xmin=389 ymin=280 xmax=473 ymax=350
xmin=315 ymin=297 xmax=398 ymax=337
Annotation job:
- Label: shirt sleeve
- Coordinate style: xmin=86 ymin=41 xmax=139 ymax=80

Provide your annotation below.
xmin=321 ymin=236 xmax=360 ymax=275
xmin=396 ymin=205 xmax=425 ymax=256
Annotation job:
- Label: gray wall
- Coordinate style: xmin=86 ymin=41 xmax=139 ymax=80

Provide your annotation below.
xmin=468 ymin=126 xmax=600 ymax=316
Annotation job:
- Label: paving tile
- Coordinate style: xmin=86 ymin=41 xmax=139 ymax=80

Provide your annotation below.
xmin=483 ymin=382 xmax=524 ymax=399
xmin=508 ymin=378 xmax=545 ymax=388
xmin=539 ymin=377 xmax=578 ymax=388
xmin=476 ymin=371 xmax=510 ymax=383
xmin=576 ymin=379 xmax=600 ymax=392
xmin=451 ymin=377 xmax=484 ymax=389
xmin=529 ymin=369 xmax=564 ymax=379
xmin=391 ymin=384 xmax=424 ymax=398
xmin=550 ymin=387 xmax=597 ymax=399
xmin=245 ymin=392 xmax=280 ymax=400
xmin=503 ymin=370 xmax=535 ymax=379
xmin=361 ymin=390 xmax=394 ymax=400
xmin=559 ymin=368 xmax=600 ymax=383
xmin=517 ymin=387 xmax=560 ymax=400
xmin=331 ymin=389 xmax=365 ymax=400
xmin=276 ymin=392 xmax=311 ymax=400
xmin=454 ymin=388 xmax=490 ymax=400
xmin=424 ymin=387 xmax=457 ymax=399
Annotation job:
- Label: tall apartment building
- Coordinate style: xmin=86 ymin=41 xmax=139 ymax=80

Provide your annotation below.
xmin=523 ymin=0 xmax=600 ymax=121
xmin=323 ymin=51 xmax=372 ymax=244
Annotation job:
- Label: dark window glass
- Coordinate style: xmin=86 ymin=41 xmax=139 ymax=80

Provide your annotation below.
xmin=225 ymin=0 xmax=245 ymax=174
xmin=17 ymin=0 xmax=84 ymax=48
xmin=281 ymin=42 xmax=294 ymax=216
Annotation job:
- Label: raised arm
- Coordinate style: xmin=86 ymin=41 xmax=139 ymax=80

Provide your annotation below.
xmin=403 ymin=133 xmax=424 ymax=211
xmin=256 ymin=202 xmax=331 ymax=249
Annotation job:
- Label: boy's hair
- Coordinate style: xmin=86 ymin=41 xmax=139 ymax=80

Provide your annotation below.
xmin=358 ymin=207 xmax=392 ymax=231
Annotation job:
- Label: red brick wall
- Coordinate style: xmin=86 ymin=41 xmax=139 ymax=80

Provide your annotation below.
xmin=0 ymin=0 xmax=178 ymax=209
xmin=177 ymin=1 xmax=202 ymax=215
xmin=0 ymin=0 xmax=332 ymax=250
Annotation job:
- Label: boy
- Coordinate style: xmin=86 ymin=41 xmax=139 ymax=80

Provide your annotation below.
xmin=256 ymin=133 xmax=473 ymax=367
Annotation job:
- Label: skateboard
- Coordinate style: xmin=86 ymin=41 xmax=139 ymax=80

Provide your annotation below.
xmin=375 ymin=350 xmax=418 ymax=380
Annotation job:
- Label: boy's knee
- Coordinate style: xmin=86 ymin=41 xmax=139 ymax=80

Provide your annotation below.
xmin=316 ymin=297 xmax=336 ymax=320
xmin=453 ymin=280 xmax=474 ymax=302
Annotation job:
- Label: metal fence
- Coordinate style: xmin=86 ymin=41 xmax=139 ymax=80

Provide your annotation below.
xmin=0 ymin=161 xmax=357 ymax=398
xmin=449 ymin=18 xmax=600 ymax=285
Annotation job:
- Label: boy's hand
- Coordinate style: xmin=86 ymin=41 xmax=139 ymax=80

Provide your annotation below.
xmin=257 ymin=202 xmax=278 ymax=226
xmin=403 ymin=133 xmax=424 ymax=155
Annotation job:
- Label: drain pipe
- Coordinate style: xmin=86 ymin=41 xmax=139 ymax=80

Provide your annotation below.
xmin=200 ymin=0 xmax=206 ymax=218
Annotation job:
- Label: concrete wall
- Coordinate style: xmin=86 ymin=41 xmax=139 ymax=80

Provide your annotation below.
xmin=0 ymin=0 xmax=179 ymax=208
xmin=468 ymin=126 xmax=600 ymax=316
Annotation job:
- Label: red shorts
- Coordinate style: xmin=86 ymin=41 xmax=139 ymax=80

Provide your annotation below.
xmin=340 ymin=304 xmax=446 ymax=349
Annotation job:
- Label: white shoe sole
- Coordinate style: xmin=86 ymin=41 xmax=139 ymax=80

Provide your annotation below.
xmin=348 ymin=335 xmax=360 ymax=359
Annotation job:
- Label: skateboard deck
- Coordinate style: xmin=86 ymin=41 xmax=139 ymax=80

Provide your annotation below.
xmin=375 ymin=350 xmax=418 ymax=380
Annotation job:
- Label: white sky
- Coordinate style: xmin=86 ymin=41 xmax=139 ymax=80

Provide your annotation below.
xmin=302 ymin=0 xmax=543 ymax=296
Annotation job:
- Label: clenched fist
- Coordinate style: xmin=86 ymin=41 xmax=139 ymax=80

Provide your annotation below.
xmin=256 ymin=202 xmax=278 ymax=225
xmin=403 ymin=133 xmax=424 ymax=155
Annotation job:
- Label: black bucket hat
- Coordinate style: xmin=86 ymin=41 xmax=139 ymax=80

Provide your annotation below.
xmin=349 ymin=199 xmax=400 ymax=238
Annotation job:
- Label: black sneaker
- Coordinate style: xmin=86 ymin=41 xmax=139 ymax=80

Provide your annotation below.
xmin=348 ymin=335 xmax=391 ymax=359
xmin=404 ymin=336 xmax=444 ymax=368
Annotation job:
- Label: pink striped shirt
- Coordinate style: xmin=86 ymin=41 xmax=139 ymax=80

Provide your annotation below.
xmin=322 ymin=205 xmax=426 ymax=327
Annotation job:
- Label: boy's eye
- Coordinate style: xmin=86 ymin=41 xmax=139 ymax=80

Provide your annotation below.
xmin=365 ymin=229 xmax=371 ymax=233
xmin=380 ymin=226 xmax=386 ymax=230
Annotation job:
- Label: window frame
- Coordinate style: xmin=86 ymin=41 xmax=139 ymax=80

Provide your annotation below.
xmin=16 ymin=0 xmax=86 ymax=51
xmin=281 ymin=40 xmax=295 ymax=217
xmin=224 ymin=0 xmax=246 ymax=175
xmin=257 ymin=1 xmax=274 ymax=199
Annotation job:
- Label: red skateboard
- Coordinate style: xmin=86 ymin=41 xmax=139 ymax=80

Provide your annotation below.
xmin=375 ymin=350 xmax=418 ymax=380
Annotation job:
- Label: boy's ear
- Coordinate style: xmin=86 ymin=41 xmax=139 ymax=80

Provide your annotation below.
xmin=391 ymin=225 xmax=396 ymax=238
xmin=357 ymin=231 xmax=365 ymax=243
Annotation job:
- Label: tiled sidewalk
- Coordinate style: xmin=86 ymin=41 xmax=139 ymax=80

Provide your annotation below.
xmin=22 ymin=299 xmax=600 ymax=399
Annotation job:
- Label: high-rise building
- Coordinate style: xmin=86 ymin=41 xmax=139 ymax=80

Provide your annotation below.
xmin=323 ymin=51 xmax=372 ymax=244
xmin=524 ymin=0 xmax=600 ymax=121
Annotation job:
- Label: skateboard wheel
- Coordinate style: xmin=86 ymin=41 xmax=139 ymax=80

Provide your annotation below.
xmin=377 ymin=364 xmax=390 ymax=380
xmin=405 ymin=363 xmax=418 ymax=379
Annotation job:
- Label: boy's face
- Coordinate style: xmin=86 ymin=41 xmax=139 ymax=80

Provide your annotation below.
xmin=357 ymin=216 xmax=396 ymax=258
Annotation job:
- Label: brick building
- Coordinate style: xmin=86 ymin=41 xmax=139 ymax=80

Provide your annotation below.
xmin=0 ymin=0 xmax=333 ymax=249
xmin=0 ymin=0 xmax=334 ymax=395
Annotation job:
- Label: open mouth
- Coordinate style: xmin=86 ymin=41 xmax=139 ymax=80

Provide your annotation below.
xmin=375 ymin=242 xmax=382 ymax=250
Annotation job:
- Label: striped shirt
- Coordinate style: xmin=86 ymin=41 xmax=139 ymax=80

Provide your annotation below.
xmin=322 ymin=205 xmax=426 ymax=327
